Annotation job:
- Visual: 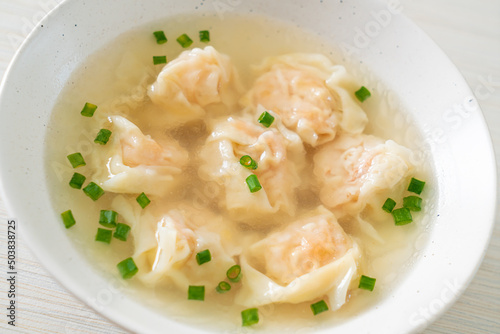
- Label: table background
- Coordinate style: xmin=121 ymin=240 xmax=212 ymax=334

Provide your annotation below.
xmin=0 ymin=0 xmax=498 ymax=333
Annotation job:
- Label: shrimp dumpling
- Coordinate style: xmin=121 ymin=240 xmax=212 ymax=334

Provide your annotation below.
xmin=148 ymin=46 xmax=243 ymax=127
xmin=236 ymin=206 xmax=361 ymax=309
xmin=91 ymin=115 xmax=188 ymax=196
xmin=241 ymin=53 xmax=368 ymax=146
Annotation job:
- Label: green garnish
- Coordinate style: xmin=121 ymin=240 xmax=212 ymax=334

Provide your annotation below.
xmin=94 ymin=129 xmax=112 ymax=145
xmin=153 ymin=56 xmax=167 ymax=65
xmin=196 ymin=249 xmax=212 ymax=265
xmin=67 ymin=152 xmax=86 ymax=168
xmin=117 ymin=257 xmax=138 ymax=279
xmin=113 ymin=223 xmax=131 ymax=241
xmin=136 ymin=192 xmax=151 ymax=209
xmin=382 ymin=198 xmax=396 ymax=213
xmin=177 ymin=33 xmax=193 ymax=48
xmin=392 ymin=207 xmax=413 ymax=226
xmin=403 ymin=196 xmax=422 ymax=211
xmin=241 ymin=308 xmax=259 ymax=326
xmin=82 ymin=182 xmax=105 ymax=201
xmin=358 ymin=275 xmax=376 ymax=291
xmin=95 ymin=228 xmax=112 ymax=244
xmin=99 ymin=210 xmax=118 ymax=228
xmin=80 ymin=102 xmax=97 ymax=117
xmin=60 ymin=210 xmax=76 ymax=229
xmin=199 ymin=30 xmax=210 ymax=42
xmin=310 ymin=300 xmax=329 ymax=315
xmin=227 ymin=264 xmax=242 ymax=282
xmin=239 ymin=155 xmax=258 ymax=170
xmin=69 ymin=172 xmax=86 ymax=189
xmin=355 ymin=86 xmax=371 ymax=102
xmin=245 ymin=175 xmax=262 ymax=193
xmin=257 ymin=111 xmax=275 ymax=128
xmin=153 ymin=30 xmax=167 ymax=44
xmin=215 ymin=281 xmax=231 ymax=293
xmin=188 ymin=285 xmax=205 ymax=301
xmin=408 ymin=177 xmax=426 ymax=195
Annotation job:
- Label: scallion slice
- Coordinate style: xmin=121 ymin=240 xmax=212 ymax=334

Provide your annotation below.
xmin=113 ymin=223 xmax=131 ymax=241
xmin=310 ymin=300 xmax=329 ymax=315
xmin=355 ymin=86 xmax=371 ymax=102
xmin=177 ymin=33 xmax=193 ymax=48
xmin=94 ymin=129 xmax=112 ymax=145
xmin=382 ymin=198 xmax=396 ymax=213
xmin=69 ymin=172 xmax=86 ymax=189
xmin=67 ymin=152 xmax=86 ymax=168
xmin=196 ymin=249 xmax=212 ymax=265
xmin=199 ymin=30 xmax=210 ymax=42
xmin=153 ymin=30 xmax=167 ymax=44
xmin=153 ymin=56 xmax=167 ymax=65
xmin=257 ymin=111 xmax=275 ymax=128
xmin=239 ymin=155 xmax=258 ymax=170
xmin=83 ymin=182 xmax=105 ymax=201
xmin=95 ymin=228 xmax=112 ymax=244
xmin=408 ymin=177 xmax=426 ymax=195
xmin=117 ymin=257 xmax=138 ymax=279
xmin=61 ymin=210 xmax=76 ymax=229
xmin=403 ymin=196 xmax=422 ymax=211
xmin=215 ymin=281 xmax=231 ymax=293
xmin=241 ymin=308 xmax=259 ymax=327
xmin=136 ymin=192 xmax=151 ymax=209
xmin=227 ymin=264 xmax=242 ymax=282
xmin=188 ymin=285 xmax=205 ymax=301
xmin=359 ymin=275 xmax=376 ymax=291
xmin=99 ymin=210 xmax=118 ymax=228
xmin=392 ymin=207 xmax=413 ymax=226
xmin=245 ymin=174 xmax=262 ymax=193
xmin=80 ymin=102 xmax=97 ymax=117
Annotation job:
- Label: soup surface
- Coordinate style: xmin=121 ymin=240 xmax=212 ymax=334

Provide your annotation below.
xmin=45 ymin=13 xmax=433 ymax=332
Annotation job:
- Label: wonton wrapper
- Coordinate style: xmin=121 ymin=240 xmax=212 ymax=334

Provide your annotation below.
xmin=148 ymin=46 xmax=243 ymax=127
xmin=236 ymin=206 xmax=361 ymax=309
xmin=198 ymin=110 xmax=306 ymax=220
xmin=91 ymin=115 xmax=188 ymax=196
xmin=241 ymin=53 xmax=368 ymax=146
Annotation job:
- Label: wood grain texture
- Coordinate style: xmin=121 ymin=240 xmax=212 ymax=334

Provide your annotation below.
xmin=0 ymin=0 xmax=498 ymax=333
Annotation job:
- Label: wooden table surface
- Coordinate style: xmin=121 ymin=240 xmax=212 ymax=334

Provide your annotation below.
xmin=0 ymin=0 xmax=498 ymax=333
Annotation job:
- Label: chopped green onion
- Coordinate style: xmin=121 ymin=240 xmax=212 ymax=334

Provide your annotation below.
xmin=215 ymin=281 xmax=231 ymax=293
xmin=403 ymin=196 xmax=422 ymax=211
xmin=355 ymin=86 xmax=371 ymax=102
xmin=136 ymin=192 xmax=151 ymax=209
xmin=196 ymin=249 xmax=212 ymax=265
xmin=113 ymin=223 xmax=131 ymax=241
xmin=153 ymin=56 xmax=167 ymax=65
xmin=241 ymin=308 xmax=259 ymax=327
xmin=227 ymin=264 xmax=242 ymax=282
xmin=310 ymin=300 xmax=329 ymax=315
xmin=177 ymin=33 xmax=193 ymax=48
xmin=240 ymin=155 xmax=258 ymax=170
xmin=69 ymin=172 xmax=86 ymax=189
xmin=408 ymin=177 xmax=426 ymax=195
xmin=392 ymin=207 xmax=413 ymax=226
xmin=382 ymin=198 xmax=396 ymax=213
xmin=246 ymin=174 xmax=262 ymax=193
xmin=99 ymin=210 xmax=118 ymax=228
xmin=94 ymin=129 xmax=112 ymax=145
xmin=153 ymin=30 xmax=167 ymax=44
xmin=95 ymin=228 xmax=112 ymax=244
xmin=358 ymin=275 xmax=376 ymax=291
xmin=257 ymin=111 xmax=275 ymax=128
xmin=80 ymin=102 xmax=97 ymax=117
xmin=60 ymin=210 xmax=76 ymax=229
xmin=67 ymin=152 xmax=86 ymax=168
xmin=199 ymin=30 xmax=210 ymax=42
xmin=83 ymin=182 xmax=104 ymax=201
xmin=188 ymin=285 xmax=205 ymax=301
xmin=117 ymin=257 xmax=138 ymax=279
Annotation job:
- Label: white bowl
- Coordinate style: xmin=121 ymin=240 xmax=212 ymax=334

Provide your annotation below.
xmin=0 ymin=0 xmax=496 ymax=333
